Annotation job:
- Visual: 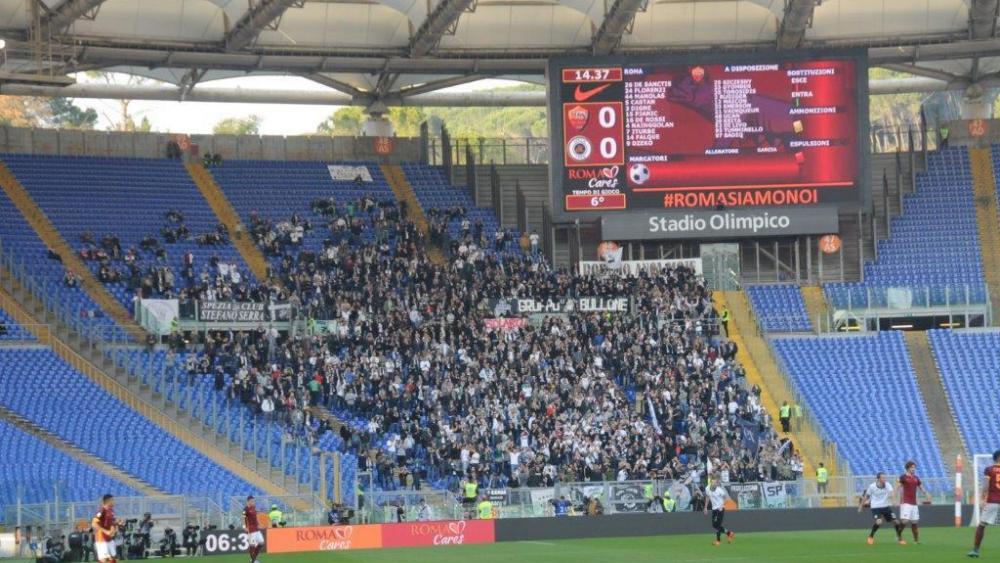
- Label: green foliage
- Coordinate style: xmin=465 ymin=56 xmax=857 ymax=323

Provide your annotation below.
xmin=46 ymin=97 xmax=98 ymax=130
xmin=213 ymin=114 xmax=263 ymax=135
xmin=316 ymin=84 xmax=547 ymax=139
xmin=316 ymin=106 xmax=366 ymax=135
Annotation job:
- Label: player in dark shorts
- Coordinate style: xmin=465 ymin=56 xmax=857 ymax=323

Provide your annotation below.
xmin=859 ymin=472 xmax=905 ymax=545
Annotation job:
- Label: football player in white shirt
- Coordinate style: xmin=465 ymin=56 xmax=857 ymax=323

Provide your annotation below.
xmin=703 ymin=477 xmax=735 ymax=546
xmin=858 ymin=472 xmax=906 ymax=545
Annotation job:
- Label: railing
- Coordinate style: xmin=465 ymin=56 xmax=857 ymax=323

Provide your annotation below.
xmin=825 ymin=283 xmax=991 ymax=311
xmin=426 ymin=124 xmax=929 ymax=165
xmin=3 ymin=493 xmax=225 ymax=531
xmin=735 ymin=293 xmax=847 ymax=478
xmin=870 ymin=124 xmax=932 ymax=154
xmin=428 ymin=137 xmax=550 ymax=166
xmin=0 ymin=241 xmax=334 ymax=504
xmin=225 ymin=495 xmax=328 ymax=528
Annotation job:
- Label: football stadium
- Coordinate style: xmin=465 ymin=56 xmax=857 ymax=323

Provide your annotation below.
xmin=0 ymin=0 xmax=999 ymax=562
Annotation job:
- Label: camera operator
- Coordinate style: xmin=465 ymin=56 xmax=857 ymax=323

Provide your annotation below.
xmin=137 ymin=513 xmax=154 ymax=555
xmin=181 ymin=524 xmax=200 ymax=557
xmin=36 ymin=534 xmax=64 ymax=563
xmin=157 ymin=528 xmax=178 ymax=558
xmin=117 ymin=518 xmax=138 ymax=560
xmin=81 ymin=529 xmax=95 ymax=562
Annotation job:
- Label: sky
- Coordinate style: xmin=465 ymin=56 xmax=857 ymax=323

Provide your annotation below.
xmin=70 ymin=73 xmax=526 ymax=136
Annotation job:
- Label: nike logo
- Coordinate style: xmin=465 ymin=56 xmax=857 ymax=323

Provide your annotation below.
xmin=574 ymin=83 xmax=611 ymax=102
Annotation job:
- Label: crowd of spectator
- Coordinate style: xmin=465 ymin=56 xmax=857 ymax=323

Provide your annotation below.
xmin=73 ymin=209 xmax=266 ymax=303
xmin=157 ymin=198 xmax=795 ymax=497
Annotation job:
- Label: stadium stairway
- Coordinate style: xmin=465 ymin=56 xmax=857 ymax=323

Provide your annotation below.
xmin=0 ymin=162 xmax=146 ymax=342
xmin=0 ymin=402 xmax=163 ymax=496
xmin=380 ymin=164 xmax=445 ymax=263
xmin=717 ymin=290 xmax=842 ymax=500
xmin=969 ymin=147 xmax=1000 ymax=322
xmin=902 ymin=331 xmax=970 ymax=483
xmin=185 ymin=162 xmax=272 ymax=283
xmin=799 ymin=286 xmax=828 ymax=332
xmin=0 ymin=274 xmax=310 ymax=504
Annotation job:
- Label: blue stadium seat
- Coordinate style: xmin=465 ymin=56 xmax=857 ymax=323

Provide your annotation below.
xmin=0 ymin=310 xmax=33 ymax=341
xmin=825 ymin=148 xmax=985 ymax=308
xmin=0 ymin=419 xmax=136 ymax=514
xmin=772 ymin=332 xmax=947 ymax=485
xmin=3 ymin=154 xmax=255 ymax=309
xmin=746 ymin=285 xmax=812 ymax=332
xmin=0 ymin=186 xmax=116 ymax=334
xmin=927 ymin=329 xmax=1000 ymax=458
xmin=400 ymin=163 xmax=524 ymax=261
xmin=0 ymin=349 xmax=260 ymax=503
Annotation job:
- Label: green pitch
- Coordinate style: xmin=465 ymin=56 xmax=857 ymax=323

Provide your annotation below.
xmin=192 ymin=527 xmax=985 ymax=563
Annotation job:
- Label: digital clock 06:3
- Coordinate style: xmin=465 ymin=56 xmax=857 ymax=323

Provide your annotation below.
xmin=202 ymin=530 xmax=253 ymax=556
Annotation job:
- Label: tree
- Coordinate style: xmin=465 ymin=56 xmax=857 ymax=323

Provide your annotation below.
xmin=213 ymin=114 xmax=263 ymax=135
xmin=47 ymin=97 xmax=98 ymax=129
xmin=317 ymin=107 xmax=366 ymax=136
xmin=84 ymin=71 xmax=151 ymax=132
xmin=0 ymin=96 xmax=50 ymax=127
xmin=387 ymin=107 xmax=426 ymax=136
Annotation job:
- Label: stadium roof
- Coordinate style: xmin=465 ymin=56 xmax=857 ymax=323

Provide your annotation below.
xmin=0 ymin=0 xmax=998 ymax=106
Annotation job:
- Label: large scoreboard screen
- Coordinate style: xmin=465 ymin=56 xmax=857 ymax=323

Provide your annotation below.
xmin=549 ymin=51 xmax=868 ymax=223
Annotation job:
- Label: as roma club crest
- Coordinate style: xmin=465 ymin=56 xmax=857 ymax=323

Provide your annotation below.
xmin=968 ymin=119 xmax=988 ymax=138
xmin=568 ymin=105 xmax=589 ymax=131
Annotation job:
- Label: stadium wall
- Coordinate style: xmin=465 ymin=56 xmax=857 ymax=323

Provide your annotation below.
xmin=0 ymin=126 xmax=421 ymax=162
xmin=236 ymin=506 xmax=974 ymax=555
xmin=494 ymin=505 xmax=972 ymax=542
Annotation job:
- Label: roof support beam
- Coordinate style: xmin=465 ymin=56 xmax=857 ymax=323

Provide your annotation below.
xmin=396 ymin=74 xmax=485 ymax=97
xmin=0 ymin=77 xmax=967 ymax=106
xmin=878 ymin=63 xmax=960 ymax=83
xmin=776 ymin=0 xmax=817 ymax=49
xmin=178 ymin=68 xmax=207 ymax=97
xmin=15 ymin=37 xmax=1000 ymax=77
xmin=373 ymin=72 xmax=399 ymax=99
xmin=42 ymin=0 xmax=108 ymax=33
xmin=969 ymin=0 xmax=1000 ymax=39
xmin=408 ymin=0 xmax=476 ymax=57
xmin=224 ymin=0 xmax=299 ymax=52
xmin=591 ymin=0 xmax=645 ymax=56
xmin=306 ymin=74 xmax=364 ymax=97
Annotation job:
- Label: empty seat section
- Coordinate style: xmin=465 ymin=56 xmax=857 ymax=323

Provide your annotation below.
xmin=0 ymin=310 xmax=33 ymax=341
xmin=0 ymin=349 xmax=259 ymax=501
xmin=746 ymin=285 xmax=812 ymax=332
xmin=0 ymin=419 xmax=136 ymax=513
xmin=927 ymin=329 xmax=1000 ymax=457
xmin=826 ymin=148 xmax=984 ymax=308
xmin=772 ymin=332 xmax=946 ymax=483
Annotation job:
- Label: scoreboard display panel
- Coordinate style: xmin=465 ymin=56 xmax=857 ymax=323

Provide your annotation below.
xmin=549 ymin=51 xmax=869 ymax=220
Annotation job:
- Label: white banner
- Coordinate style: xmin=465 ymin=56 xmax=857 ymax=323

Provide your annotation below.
xmin=761 ymin=481 xmax=790 ymax=509
xmin=529 ymin=488 xmax=555 ymax=509
xmin=578 ymin=258 xmax=703 ymax=276
xmin=887 ymin=287 xmax=913 ymax=309
xmin=327 ymin=165 xmax=373 ymax=183
xmin=139 ymin=299 xmax=179 ymax=335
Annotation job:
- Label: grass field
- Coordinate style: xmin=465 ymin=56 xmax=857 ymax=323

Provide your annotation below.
xmin=194 ymin=527 xmax=988 ymax=563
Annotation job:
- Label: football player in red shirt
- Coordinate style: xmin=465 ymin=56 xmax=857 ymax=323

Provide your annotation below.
xmin=243 ymin=495 xmax=264 ymax=563
xmin=91 ymin=494 xmax=118 ymax=563
xmin=969 ymin=450 xmax=1000 ymax=558
xmin=896 ymin=460 xmax=931 ymax=543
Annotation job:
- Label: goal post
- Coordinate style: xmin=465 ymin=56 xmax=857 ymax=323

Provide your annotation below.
xmin=973 ymin=453 xmax=994 ymax=527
